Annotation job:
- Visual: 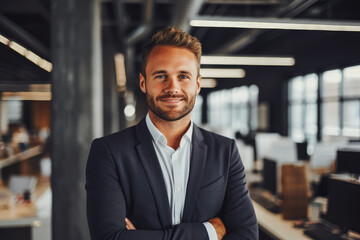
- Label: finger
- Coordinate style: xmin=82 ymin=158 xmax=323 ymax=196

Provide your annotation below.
xmin=125 ymin=218 xmax=136 ymax=230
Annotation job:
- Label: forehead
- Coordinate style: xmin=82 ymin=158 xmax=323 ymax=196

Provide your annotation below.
xmin=146 ymin=46 xmax=198 ymax=73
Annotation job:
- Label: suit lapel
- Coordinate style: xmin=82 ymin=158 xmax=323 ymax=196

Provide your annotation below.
xmin=135 ymin=119 xmax=172 ymax=228
xmin=182 ymin=124 xmax=208 ymax=222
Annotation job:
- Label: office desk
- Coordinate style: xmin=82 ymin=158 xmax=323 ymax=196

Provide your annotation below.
xmin=0 ymin=145 xmax=42 ymax=170
xmin=253 ymin=200 xmax=311 ymax=240
xmin=0 ymin=177 xmax=51 ymax=240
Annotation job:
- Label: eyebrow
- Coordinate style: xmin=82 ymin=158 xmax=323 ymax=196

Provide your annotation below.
xmin=179 ymin=70 xmax=193 ymax=76
xmin=150 ymin=70 xmax=193 ymax=77
xmin=151 ymin=70 xmax=167 ymax=76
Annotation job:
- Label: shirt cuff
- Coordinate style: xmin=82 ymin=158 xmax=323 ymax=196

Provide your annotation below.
xmin=203 ymin=222 xmax=217 ymax=240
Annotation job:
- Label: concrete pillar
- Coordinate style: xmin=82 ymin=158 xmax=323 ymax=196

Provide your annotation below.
xmin=102 ymin=26 xmax=120 ymax=135
xmin=51 ymin=0 xmax=102 ymax=239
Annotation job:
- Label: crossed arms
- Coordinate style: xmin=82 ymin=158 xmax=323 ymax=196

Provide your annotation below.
xmin=86 ymin=138 xmax=258 ymax=240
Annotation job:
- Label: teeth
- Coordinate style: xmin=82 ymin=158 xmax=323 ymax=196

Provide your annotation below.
xmin=163 ymin=99 xmax=181 ymax=102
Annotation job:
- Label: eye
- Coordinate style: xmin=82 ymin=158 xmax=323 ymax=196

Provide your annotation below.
xmin=179 ymin=75 xmax=190 ymax=80
xmin=155 ymin=74 xmax=166 ymax=79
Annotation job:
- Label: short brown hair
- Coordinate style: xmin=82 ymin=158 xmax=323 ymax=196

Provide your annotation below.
xmin=141 ymin=26 xmax=202 ymax=78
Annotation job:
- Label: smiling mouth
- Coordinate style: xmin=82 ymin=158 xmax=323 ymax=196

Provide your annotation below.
xmin=160 ymin=98 xmax=183 ymax=103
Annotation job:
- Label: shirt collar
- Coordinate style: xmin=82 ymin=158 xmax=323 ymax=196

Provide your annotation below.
xmin=145 ymin=113 xmax=193 ymax=146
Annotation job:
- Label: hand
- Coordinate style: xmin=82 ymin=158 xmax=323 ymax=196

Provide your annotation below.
xmin=125 ymin=218 xmax=136 ymax=230
xmin=208 ymin=217 xmax=226 ymax=240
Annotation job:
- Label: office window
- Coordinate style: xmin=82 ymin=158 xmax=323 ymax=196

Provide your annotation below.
xmin=288 ymin=64 xmax=360 ymax=143
xmin=305 ymin=74 xmax=318 ymax=102
xmin=322 ymin=69 xmax=341 ymax=99
xmin=208 ymin=85 xmax=258 ymax=136
xmin=192 ymin=95 xmax=203 ymax=125
xmin=343 ymin=100 xmax=360 ymax=137
xmin=289 ymin=103 xmax=304 ymax=141
xmin=231 ymin=87 xmax=249 ymax=135
xmin=305 ymin=103 xmax=317 ymax=142
xmin=343 ymin=65 xmax=360 ymax=98
xmin=249 ymin=85 xmax=259 ymax=131
xmin=322 ymin=101 xmax=340 ymax=136
xmin=288 ymin=74 xmax=318 ymax=145
xmin=321 ymin=69 xmax=342 ymax=139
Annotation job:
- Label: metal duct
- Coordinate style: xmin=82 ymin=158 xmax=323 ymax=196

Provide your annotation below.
xmin=126 ymin=0 xmax=154 ymax=45
xmin=172 ymin=0 xmax=204 ymax=32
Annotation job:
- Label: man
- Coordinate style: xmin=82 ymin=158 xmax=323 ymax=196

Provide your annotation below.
xmin=86 ymin=27 xmax=258 ymax=240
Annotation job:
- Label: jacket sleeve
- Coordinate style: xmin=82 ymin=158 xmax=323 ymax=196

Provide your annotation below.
xmin=220 ymin=140 xmax=258 ymax=240
xmin=85 ymin=138 xmax=209 ymax=240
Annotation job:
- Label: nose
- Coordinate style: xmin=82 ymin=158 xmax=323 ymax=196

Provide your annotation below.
xmin=164 ymin=76 xmax=180 ymax=94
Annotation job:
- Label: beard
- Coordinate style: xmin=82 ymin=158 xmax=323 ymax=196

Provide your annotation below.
xmin=146 ymin=91 xmax=196 ymax=121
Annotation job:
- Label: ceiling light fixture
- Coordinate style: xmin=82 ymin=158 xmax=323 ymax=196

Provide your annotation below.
xmin=201 ymin=55 xmax=295 ymax=66
xmin=0 ymin=34 xmax=10 ymax=45
xmin=9 ymin=41 xmax=27 ymax=55
xmin=0 ymin=34 xmax=53 ymax=72
xmin=114 ymin=53 xmax=127 ymax=92
xmin=200 ymin=68 xmax=245 ymax=78
xmin=190 ymin=17 xmax=360 ymax=32
xmin=201 ymin=78 xmax=217 ymax=88
xmin=2 ymin=92 xmax=52 ymax=101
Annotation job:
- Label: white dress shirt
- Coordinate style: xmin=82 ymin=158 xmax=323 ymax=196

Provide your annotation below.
xmin=146 ymin=114 xmax=217 ymax=240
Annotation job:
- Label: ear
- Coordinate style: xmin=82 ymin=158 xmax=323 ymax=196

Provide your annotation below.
xmin=139 ymin=73 xmax=146 ymax=93
xmin=196 ymin=75 xmax=201 ymax=95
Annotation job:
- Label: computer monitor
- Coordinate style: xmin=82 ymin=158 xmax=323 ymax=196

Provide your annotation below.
xmin=336 ymin=149 xmax=360 ymax=175
xmin=325 ymin=178 xmax=360 ymax=234
xmin=296 ymin=141 xmax=309 ymax=161
xmin=262 ymin=158 xmax=277 ymax=195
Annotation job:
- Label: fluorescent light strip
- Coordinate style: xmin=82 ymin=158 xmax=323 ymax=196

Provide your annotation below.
xmin=2 ymin=92 xmax=52 ymax=101
xmin=9 ymin=41 xmax=27 ymax=55
xmin=201 ymin=56 xmax=295 ymax=66
xmin=25 ymin=50 xmax=42 ymax=65
xmin=190 ymin=18 xmax=360 ymax=32
xmin=200 ymin=68 xmax=245 ymax=78
xmin=0 ymin=34 xmax=52 ymax=72
xmin=201 ymin=78 xmax=217 ymax=88
xmin=0 ymin=34 xmax=10 ymax=45
xmin=114 ymin=53 xmax=127 ymax=89
xmin=39 ymin=59 xmax=53 ymax=72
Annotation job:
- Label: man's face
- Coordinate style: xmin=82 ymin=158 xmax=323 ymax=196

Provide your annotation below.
xmin=140 ymin=45 xmax=201 ymax=121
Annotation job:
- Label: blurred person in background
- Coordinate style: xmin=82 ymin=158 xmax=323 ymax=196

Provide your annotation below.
xmin=11 ymin=124 xmax=30 ymax=152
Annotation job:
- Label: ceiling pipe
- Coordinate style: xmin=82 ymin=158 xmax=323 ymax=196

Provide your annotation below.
xmin=0 ymin=13 xmax=50 ymax=59
xmin=171 ymin=0 xmax=204 ymax=32
xmin=113 ymin=0 xmax=127 ymax=47
xmin=125 ymin=0 xmax=154 ymax=45
xmin=112 ymin=0 xmax=154 ymax=90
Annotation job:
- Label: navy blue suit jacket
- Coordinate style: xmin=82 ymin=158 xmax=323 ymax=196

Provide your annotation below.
xmin=86 ymin=118 xmax=258 ymax=239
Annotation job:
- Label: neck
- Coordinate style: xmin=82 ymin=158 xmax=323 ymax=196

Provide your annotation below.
xmin=148 ymin=111 xmax=191 ymax=150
